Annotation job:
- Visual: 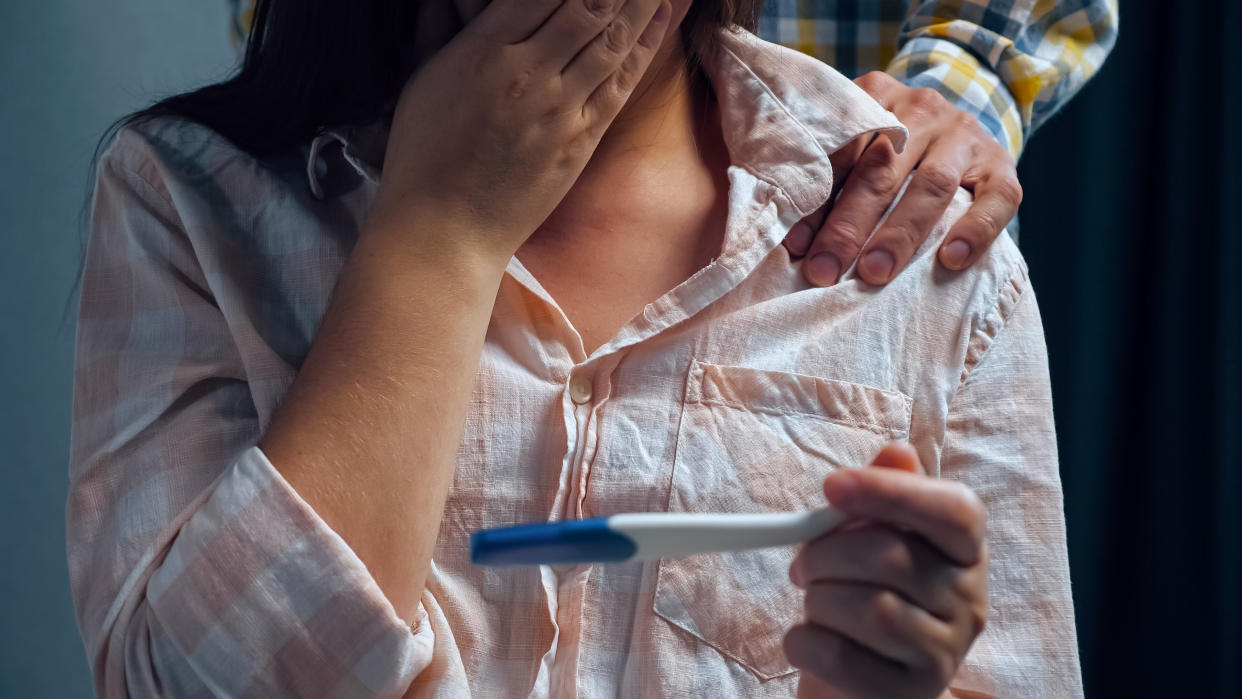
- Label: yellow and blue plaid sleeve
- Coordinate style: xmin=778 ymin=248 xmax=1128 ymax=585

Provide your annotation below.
xmin=759 ymin=0 xmax=1119 ymax=160
xmin=889 ymin=0 xmax=1118 ymax=159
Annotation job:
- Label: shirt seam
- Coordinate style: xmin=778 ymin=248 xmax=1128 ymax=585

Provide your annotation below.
xmin=958 ymin=258 xmax=1031 ymax=389
xmin=107 ymin=130 xmax=186 ymax=231
xmin=693 ymin=397 xmax=905 ymax=436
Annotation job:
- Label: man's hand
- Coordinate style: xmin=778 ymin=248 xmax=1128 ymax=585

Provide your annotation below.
xmin=784 ymin=443 xmax=989 ymax=698
xmin=783 ymin=71 xmax=1023 ymax=287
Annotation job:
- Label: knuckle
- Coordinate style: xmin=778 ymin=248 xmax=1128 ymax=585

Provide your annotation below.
xmin=883 ymin=218 xmax=924 ymax=251
xmin=866 ymin=589 xmax=903 ymax=635
xmin=912 ymin=87 xmax=946 ymax=111
xmin=857 ymin=162 xmax=901 ymax=195
xmin=582 ymin=0 xmax=617 ymax=20
xmin=611 ymin=65 xmax=637 ymax=94
xmin=503 ymin=68 xmax=537 ymax=102
xmin=954 ymin=110 xmax=981 ymax=132
xmin=859 ymin=140 xmax=898 ymax=170
xmin=915 ymin=163 xmax=961 ymax=200
xmin=560 ymin=129 xmax=598 ymax=164
xmin=820 ymin=220 xmax=867 ymax=255
xmin=876 ymin=535 xmax=915 ymax=575
xmin=969 ymin=208 xmax=1003 ymax=236
xmin=993 ymin=174 xmax=1024 ymax=207
xmin=603 ymin=17 xmax=632 ymax=54
xmin=856 ymin=70 xmax=891 ymax=93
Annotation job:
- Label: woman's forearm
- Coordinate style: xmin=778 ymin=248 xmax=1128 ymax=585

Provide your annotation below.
xmin=258 ymin=224 xmax=508 ymax=623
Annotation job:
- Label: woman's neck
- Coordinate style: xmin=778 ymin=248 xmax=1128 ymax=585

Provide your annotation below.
xmin=588 ymin=37 xmax=708 ymax=168
xmin=533 ymin=37 xmax=727 ymax=244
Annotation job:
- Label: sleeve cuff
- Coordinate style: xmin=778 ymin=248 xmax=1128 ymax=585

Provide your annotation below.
xmin=886 ymin=36 xmax=1025 ymax=160
xmin=143 ymin=445 xmax=433 ymax=697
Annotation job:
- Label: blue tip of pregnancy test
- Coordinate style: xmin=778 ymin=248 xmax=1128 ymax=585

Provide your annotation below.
xmin=470 ymin=517 xmax=638 ymax=566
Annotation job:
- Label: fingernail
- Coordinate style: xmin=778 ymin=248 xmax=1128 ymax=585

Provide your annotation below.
xmin=807 ymin=253 xmax=841 ymax=286
xmin=941 ymin=239 xmax=971 ymax=269
xmin=784 ymin=223 xmax=813 ymax=256
xmin=861 ymin=249 xmax=894 ymax=282
xmin=653 ymin=2 xmax=670 ymax=22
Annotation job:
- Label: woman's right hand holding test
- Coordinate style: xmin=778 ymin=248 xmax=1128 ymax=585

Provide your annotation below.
xmin=260 ymin=0 xmax=672 ymax=626
xmin=366 ymin=0 xmax=674 ymax=263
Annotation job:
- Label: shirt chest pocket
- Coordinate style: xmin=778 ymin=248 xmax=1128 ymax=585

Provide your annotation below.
xmin=653 ymin=359 xmax=912 ymax=681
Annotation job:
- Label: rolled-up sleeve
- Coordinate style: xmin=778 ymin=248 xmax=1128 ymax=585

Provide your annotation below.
xmin=888 ymin=0 xmax=1119 ymax=158
xmin=67 ymin=133 xmax=433 ymax=698
xmin=939 ymin=264 xmax=1083 ymax=697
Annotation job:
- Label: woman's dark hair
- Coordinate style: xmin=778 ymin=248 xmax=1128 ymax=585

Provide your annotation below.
xmin=68 ymin=0 xmax=762 ymax=321
xmin=101 ymin=0 xmax=764 ymax=159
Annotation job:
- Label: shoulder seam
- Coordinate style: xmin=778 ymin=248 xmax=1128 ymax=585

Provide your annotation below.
xmin=958 ymin=254 xmax=1030 ymax=386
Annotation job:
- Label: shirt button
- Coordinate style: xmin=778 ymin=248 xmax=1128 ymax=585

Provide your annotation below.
xmin=569 ymin=373 xmax=593 ymax=405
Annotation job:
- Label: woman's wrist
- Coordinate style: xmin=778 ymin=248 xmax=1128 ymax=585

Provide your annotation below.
xmin=357 ymin=209 xmax=517 ymax=281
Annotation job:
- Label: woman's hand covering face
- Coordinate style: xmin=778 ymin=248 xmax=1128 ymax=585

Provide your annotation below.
xmin=369 ymin=0 xmax=674 ymax=261
xmin=782 ymin=71 xmax=1023 ymax=287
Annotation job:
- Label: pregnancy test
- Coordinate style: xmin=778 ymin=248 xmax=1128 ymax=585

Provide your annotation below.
xmin=470 ymin=507 xmax=847 ymax=566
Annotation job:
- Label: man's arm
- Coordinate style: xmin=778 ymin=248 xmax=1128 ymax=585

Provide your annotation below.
xmin=888 ymin=0 xmax=1120 ymax=159
xmin=767 ymin=0 xmax=1117 ymax=288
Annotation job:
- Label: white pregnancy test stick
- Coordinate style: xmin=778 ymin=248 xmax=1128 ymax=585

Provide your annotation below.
xmin=470 ymin=507 xmax=847 ymax=566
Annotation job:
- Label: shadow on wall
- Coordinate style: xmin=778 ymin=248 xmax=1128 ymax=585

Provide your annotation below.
xmin=0 ymin=1 xmax=236 ymax=696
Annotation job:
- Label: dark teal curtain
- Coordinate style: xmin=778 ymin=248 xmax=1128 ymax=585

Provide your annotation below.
xmin=1017 ymin=0 xmax=1241 ymax=695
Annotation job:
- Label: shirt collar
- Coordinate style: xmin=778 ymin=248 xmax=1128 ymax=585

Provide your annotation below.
xmin=306 ymin=28 xmax=907 ymax=215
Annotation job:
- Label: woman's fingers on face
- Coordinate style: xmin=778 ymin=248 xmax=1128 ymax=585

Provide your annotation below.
xmin=471 ymin=0 xmax=567 ymax=45
xmin=790 ymin=525 xmax=960 ymax=621
xmin=784 ymin=622 xmax=923 ymax=698
xmin=532 ymin=0 xmax=661 ymax=75
xmin=804 ymin=134 xmax=915 ymax=286
xmin=823 ymin=468 xmax=987 ymax=567
xmin=579 ymin=1 xmax=671 ymax=122
xmin=940 ymin=166 xmax=1023 ymax=270
xmin=857 ymin=133 xmax=972 ymax=284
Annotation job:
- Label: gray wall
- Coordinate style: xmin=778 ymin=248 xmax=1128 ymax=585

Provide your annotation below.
xmin=0 ymin=2 xmax=236 ymax=695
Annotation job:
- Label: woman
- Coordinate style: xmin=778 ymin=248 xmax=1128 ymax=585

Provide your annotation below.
xmin=68 ymin=0 xmax=1079 ymax=696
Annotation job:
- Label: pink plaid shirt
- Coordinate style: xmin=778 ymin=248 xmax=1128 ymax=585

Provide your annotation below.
xmin=69 ymin=29 xmax=1081 ymax=698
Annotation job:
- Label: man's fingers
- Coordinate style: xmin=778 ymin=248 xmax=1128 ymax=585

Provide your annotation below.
xmin=857 ymin=137 xmax=971 ymax=285
xmin=822 ymin=468 xmax=986 ymax=567
xmin=804 ymin=134 xmax=915 ymax=286
xmin=940 ymin=170 xmax=1023 ymax=270
xmin=783 ymin=202 xmax=830 ymax=257
xmin=853 ymin=70 xmax=903 ymax=109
